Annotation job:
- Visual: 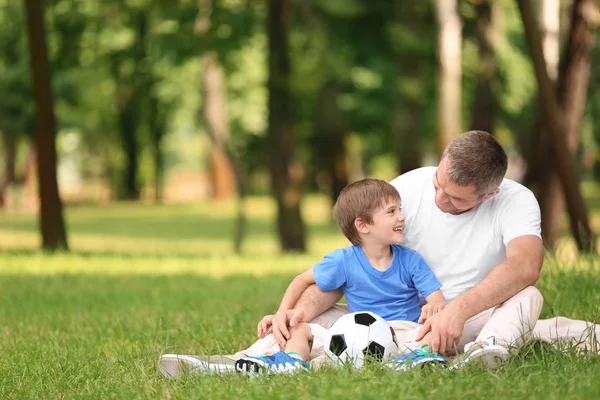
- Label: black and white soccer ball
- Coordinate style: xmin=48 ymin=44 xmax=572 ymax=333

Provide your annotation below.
xmin=324 ymin=311 xmax=399 ymax=367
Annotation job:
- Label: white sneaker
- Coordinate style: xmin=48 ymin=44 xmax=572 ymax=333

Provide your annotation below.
xmin=449 ymin=337 xmax=509 ymax=370
xmin=158 ymin=354 xmax=237 ymax=378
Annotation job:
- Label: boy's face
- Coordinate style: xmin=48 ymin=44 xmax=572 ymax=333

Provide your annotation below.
xmin=364 ymin=197 xmax=405 ymax=245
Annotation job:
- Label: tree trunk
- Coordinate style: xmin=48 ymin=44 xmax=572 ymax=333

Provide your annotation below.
xmin=148 ymin=93 xmax=165 ymax=203
xmin=393 ymin=67 xmax=422 ymax=174
xmin=0 ymin=135 xmax=17 ymax=207
xmin=23 ymin=0 xmax=68 ymax=251
xmin=517 ymin=0 xmax=595 ymax=253
xmin=315 ymin=80 xmax=348 ymax=205
xmin=201 ymin=52 xmax=236 ymax=200
xmin=541 ymin=0 xmax=597 ymax=251
xmin=111 ymin=65 xmax=140 ymax=201
xmin=470 ymin=0 xmax=500 ymax=134
xmin=267 ymin=0 xmax=306 ymax=252
xmin=522 ymin=0 xmax=559 ymax=197
xmin=109 ymin=11 xmax=147 ymax=201
xmin=196 ymin=3 xmax=247 ymax=254
xmin=434 ymin=0 xmax=462 ymax=155
xmin=537 ymin=0 xmax=564 ymax=249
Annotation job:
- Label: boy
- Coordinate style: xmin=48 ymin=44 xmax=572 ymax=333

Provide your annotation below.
xmin=235 ymin=179 xmax=448 ymax=374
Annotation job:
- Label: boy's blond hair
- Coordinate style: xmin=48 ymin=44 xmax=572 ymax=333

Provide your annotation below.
xmin=333 ymin=179 xmax=400 ymax=245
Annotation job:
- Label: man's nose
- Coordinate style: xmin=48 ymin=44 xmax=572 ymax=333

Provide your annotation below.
xmin=436 ymin=189 xmax=448 ymax=203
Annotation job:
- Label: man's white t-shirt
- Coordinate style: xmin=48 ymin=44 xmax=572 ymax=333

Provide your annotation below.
xmin=390 ymin=167 xmax=542 ymax=301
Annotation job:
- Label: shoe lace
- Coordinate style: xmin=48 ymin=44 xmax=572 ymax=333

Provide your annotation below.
xmin=395 ymin=344 xmax=441 ymax=363
xmin=414 ymin=344 xmax=440 ymax=357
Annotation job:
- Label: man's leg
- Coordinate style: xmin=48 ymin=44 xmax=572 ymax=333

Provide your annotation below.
xmin=533 ymin=317 xmax=600 ymax=353
xmin=451 ymin=286 xmax=544 ymax=369
xmin=474 ymin=286 xmax=544 ymax=347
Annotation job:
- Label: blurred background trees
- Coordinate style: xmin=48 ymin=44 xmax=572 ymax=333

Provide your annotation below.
xmin=1 ymin=0 xmax=599 ymax=253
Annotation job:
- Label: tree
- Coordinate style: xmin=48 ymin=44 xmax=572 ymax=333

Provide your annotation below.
xmin=314 ymin=79 xmax=349 ymax=205
xmin=390 ymin=1 xmax=435 ymax=173
xmin=470 ymin=0 xmax=501 ymax=134
xmin=434 ymin=0 xmax=462 ymax=154
xmin=196 ymin=0 xmax=236 ymax=201
xmin=538 ymin=0 xmax=597 ymax=250
xmin=267 ymin=0 xmax=306 ymax=252
xmin=517 ymin=0 xmax=595 ymax=253
xmin=23 ymin=0 xmax=68 ymax=250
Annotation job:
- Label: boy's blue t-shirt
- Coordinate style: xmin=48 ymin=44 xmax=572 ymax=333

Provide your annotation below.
xmin=312 ymin=245 xmax=442 ymax=322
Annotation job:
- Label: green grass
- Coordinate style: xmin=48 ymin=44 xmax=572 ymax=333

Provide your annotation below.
xmin=1 ymin=195 xmax=600 ymax=399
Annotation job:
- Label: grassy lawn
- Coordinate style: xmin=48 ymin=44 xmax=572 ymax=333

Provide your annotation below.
xmin=1 ymin=195 xmax=600 ymax=399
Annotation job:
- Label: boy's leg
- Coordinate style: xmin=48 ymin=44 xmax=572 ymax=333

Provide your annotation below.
xmin=235 ymin=322 xmax=313 ymax=374
xmin=285 ymin=322 xmax=313 ymax=361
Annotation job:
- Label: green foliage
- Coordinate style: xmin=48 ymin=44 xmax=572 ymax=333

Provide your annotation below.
xmin=0 ymin=1 xmax=33 ymax=139
xmin=1 ymin=0 xmax=599 ymax=201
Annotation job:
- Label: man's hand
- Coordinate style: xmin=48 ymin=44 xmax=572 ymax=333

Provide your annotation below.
xmin=417 ymin=302 xmax=446 ymax=324
xmin=415 ymin=304 xmax=467 ymax=355
xmin=258 ymin=309 xmax=306 ymax=349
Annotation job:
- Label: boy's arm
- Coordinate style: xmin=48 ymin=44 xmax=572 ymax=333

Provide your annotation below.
xmin=257 ymin=269 xmax=316 ymax=343
xmin=278 ymin=269 xmax=316 ymax=312
xmin=418 ymin=289 xmax=446 ymax=324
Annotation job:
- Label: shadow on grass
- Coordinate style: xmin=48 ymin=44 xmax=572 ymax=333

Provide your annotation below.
xmin=0 ymin=214 xmax=339 ymax=242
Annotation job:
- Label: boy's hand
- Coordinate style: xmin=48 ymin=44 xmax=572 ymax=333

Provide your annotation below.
xmin=418 ymin=302 xmax=446 ymax=324
xmin=257 ymin=314 xmax=274 ymax=338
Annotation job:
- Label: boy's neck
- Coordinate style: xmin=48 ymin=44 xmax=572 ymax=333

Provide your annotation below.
xmin=360 ymin=242 xmax=393 ymax=271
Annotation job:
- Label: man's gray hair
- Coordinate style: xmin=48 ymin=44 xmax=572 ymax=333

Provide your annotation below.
xmin=442 ymin=130 xmax=508 ymax=195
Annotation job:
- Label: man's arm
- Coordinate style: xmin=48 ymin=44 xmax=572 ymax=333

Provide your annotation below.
xmin=417 ymin=235 xmax=544 ymax=354
xmin=293 ymin=284 xmax=344 ymax=321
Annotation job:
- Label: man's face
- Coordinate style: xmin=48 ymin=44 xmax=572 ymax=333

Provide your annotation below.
xmin=433 ymin=157 xmax=494 ymax=215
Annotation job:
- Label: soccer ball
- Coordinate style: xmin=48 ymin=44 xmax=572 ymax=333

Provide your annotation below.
xmin=324 ymin=311 xmax=399 ymax=367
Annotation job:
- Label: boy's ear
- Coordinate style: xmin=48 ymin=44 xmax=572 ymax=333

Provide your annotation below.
xmin=354 ymin=218 xmax=369 ymax=234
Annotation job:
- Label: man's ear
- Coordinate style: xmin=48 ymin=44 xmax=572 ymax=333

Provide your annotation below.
xmin=482 ymin=187 xmax=500 ymax=201
xmin=355 ymin=218 xmax=370 ymax=234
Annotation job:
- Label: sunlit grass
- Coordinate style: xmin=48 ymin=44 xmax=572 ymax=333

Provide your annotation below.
xmin=1 ymin=195 xmax=600 ymax=398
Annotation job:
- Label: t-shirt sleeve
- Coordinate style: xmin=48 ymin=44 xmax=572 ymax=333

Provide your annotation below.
xmin=408 ymin=250 xmax=442 ymax=299
xmin=500 ymin=189 xmax=542 ymax=246
xmin=313 ymin=249 xmax=347 ymax=291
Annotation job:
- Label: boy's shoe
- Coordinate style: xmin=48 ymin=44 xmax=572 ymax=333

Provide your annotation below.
xmin=235 ymin=351 xmax=310 ymax=375
xmin=449 ymin=337 xmax=509 ymax=370
xmin=392 ymin=344 xmax=447 ymax=371
xmin=158 ymin=354 xmax=236 ymax=378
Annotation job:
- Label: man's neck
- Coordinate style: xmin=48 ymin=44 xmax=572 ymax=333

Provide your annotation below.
xmin=360 ymin=242 xmax=393 ymax=271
